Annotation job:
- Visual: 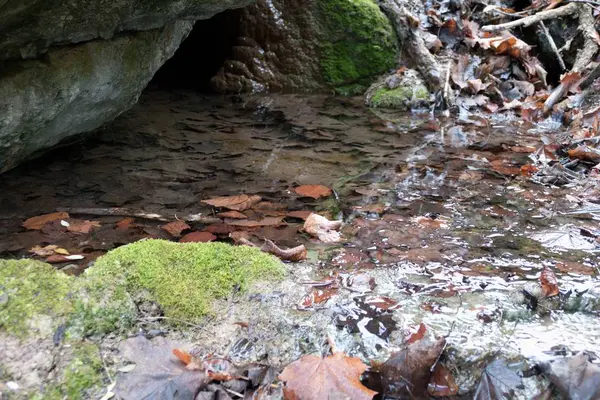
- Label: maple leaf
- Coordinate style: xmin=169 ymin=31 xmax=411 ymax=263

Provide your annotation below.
xmin=67 ymin=220 xmax=101 ymax=234
xmin=22 ymin=212 xmax=69 ymax=230
xmin=115 ymin=336 xmax=208 ymax=400
xmin=179 ymin=231 xmax=217 ymax=243
xmin=303 ymin=213 xmax=343 ymax=243
xmin=294 ymin=185 xmax=333 ymax=199
xmin=161 ymin=220 xmax=191 ymax=237
xmin=540 ymin=267 xmax=559 ymax=297
xmin=279 ymin=353 xmax=377 ymax=400
xmin=201 ymin=194 xmax=262 ymax=211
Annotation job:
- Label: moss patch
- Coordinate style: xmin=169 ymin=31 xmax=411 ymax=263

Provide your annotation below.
xmin=0 ymin=260 xmax=74 ymax=337
xmin=369 ymin=85 xmax=430 ymax=108
xmin=87 ymin=240 xmax=285 ymax=322
xmin=318 ymin=0 xmax=398 ymax=92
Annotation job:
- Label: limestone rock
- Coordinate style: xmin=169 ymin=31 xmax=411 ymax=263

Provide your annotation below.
xmin=212 ymin=0 xmax=399 ymax=94
xmin=0 ymin=22 xmax=192 ymax=173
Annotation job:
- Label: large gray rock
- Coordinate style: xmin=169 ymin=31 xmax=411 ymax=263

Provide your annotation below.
xmin=0 ymin=21 xmax=192 ymax=172
xmin=0 ymin=0 xmax=253 ymax=61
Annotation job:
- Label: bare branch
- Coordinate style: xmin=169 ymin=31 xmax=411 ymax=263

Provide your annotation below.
xmin=481 ymin=3 xmax=578 ymax=33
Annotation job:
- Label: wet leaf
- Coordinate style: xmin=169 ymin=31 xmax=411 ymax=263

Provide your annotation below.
xmin=364 ymin=296 xmax=400 ymax=311
xmin=161 ymin=221 xmax=191 ymax=237
xmin=567 ymin=145 xmax=600 ymax=163
xmin=406 ymin=323 xmax=427 ymax=344
xmin=303 ymin=213 xmax=343 ymax=243
xmin=474 ymin=360 xmax=522 ymax=400
xmin=539 ymin=353 xmax=600 ymax=399
xmin=540 ymin=267 xmax=559 ymax=297
xmin=297 ymin=288 xmax=337 ymax=310
xmin=262 ymin=239 xmax=307 ymax=261
xmin=225 ymin=217 xmax=283 ymax=227
xmin=490 ymin=159 xmax=521 ymax=176
xmin=179 ymin=231 xmax=216 ymax=243
xmin=22 ymin=212 xmax=70 ymax=230
xmin=172 ymin=349 xmax=193 ymax=366
xmin=414 ymin=215 xmax=449 ymax=229
xmin=217 ymin=211 xmax=247 ymax=219
xmin=202 ymin=194 xmax=262 ymax=211
xmin=294 ymin=184 xmax=332 ymax=199
xmin=46 ymin=254 xmax=85 ymax=263
xmin=29 ymin=245 xmax=61 ymax=257
xmin=428 ymin=363 xmax=458 ymax=397
xmin=115 ymin=336 xmax=208 ymax=400
xmin=116 ymin=217 xmax=135 ymax=230
xmin=67 ymin=220 xmax=101 ymax=234
xmin=279 ymin=352 xmax=377 ymax=400
xmin=380 ymin=337 xmax=446 ymax=399
xmin=286 ymin=210 xmax=313 ymax=220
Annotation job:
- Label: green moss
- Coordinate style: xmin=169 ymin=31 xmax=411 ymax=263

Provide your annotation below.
xmin=86 ymin=240 xmax=285 ymax=322
xmin=318 ymin=0 xmax=398 ymax=92
xmin=0 ymin=260 xmax=74 ymax=337
xmin=369 ymin=85 xmax=429 ymax=108
xmin=36 ymin=342 xmax=104 ymax=400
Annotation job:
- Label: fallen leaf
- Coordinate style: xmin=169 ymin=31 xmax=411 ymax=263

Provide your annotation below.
xmin=116 ymin=218 xmax=135 ymax=230
xmin=539 ymin=353 xmax=600 ymax=400
xmin=172 ymin=349 xmax=193 ymax=366
xmin=225 ymin=217 xmax=283 ymax=227
xmin=201 ymin=194 xmax=262 ymax=211
xmin=161 ymin=221 xmax=191 ymax=237
xmin=179 ymin=231 xmax=216 ymax=243
xmin=428 ymin=363 xmax=459 ymax=397
xmin=67 ymin=220 xmax=101 ymax=234
xmin=261 ymin=239 xmax=307 ymax=261
xmin=279 ymin=352 xmax=377 ymax=400
xmin=217 ymin=211 xmax=247 ymax=219
xmin=286 ymin=210 xmax=313 ymax=220
xmin=474 ymin=360 xmax=522 ymax=400
xmin=294 ymin=185 xmax=332 ymax=199
xmin=540 ymin=267 xmax=559 ymax=297
xmin=413 ymin=215 xmax=449 ymax=229
xmin=380 ymin=336 xmax=446 ymax=399
xmin=490 ymin=159 xmax=521 ymax=176
xmin=22 ymin=212 xmax=70 ymax=230
xmin=406 ymin=322 xmax=427 ymax=344
xmin=303 ymin=213 xmax=343 ymax=243
xmin=46 ymin=254 xmax=85 ymax=263
xmin=297 ymin=288 xmax=337 ymax=310
xmin=29 ymin=245 xmax=59 ymax=257
xmin=364 ymin=296 xmax=400 ymax=311
xmin=568 ymin=145 xmax=600 ymax=163
xmin=115 ymin=336 xmax=208 ymax=400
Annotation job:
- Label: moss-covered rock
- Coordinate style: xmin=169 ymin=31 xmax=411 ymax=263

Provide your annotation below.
xmin=318 ymin=0 xmax=398 ymax=91
xmin=85 ymin=240 xmax=285 ymax=324
xmin=366 ymin=69 xmax=432 ymax=109
xmin=0 ymin=260 xmax=75 ymax=337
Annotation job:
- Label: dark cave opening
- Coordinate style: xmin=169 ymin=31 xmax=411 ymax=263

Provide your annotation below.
xmin=149 ymin=9 xmax=241 ymax=92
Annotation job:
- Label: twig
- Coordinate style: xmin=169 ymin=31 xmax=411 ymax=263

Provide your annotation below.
xmin=540 ymin=21 xmax=567 ymax=71
xmin=56 ymin=207 xmax=220 ymax=224
xmin=480 ymin=3 xmax=578 ymax=33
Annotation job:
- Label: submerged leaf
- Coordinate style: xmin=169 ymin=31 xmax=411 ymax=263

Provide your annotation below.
xmin=202 ymin=194 xmax=262 ymax=211
xmin=294 ymin=184 xmax=332 ymax=199
xmin=22 ymin=212 xmax=69 ymax=230
xmin=162 ymin=221 xmax=191 ymax=237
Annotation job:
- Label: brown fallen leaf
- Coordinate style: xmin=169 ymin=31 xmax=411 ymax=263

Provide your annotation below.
xmin=262 ymin=239 xmax=307 ymax=261
xmin=172 ymin=349 xmax=193 ymax=366
xmin=297 ymin=288 xmax=337 ymax=310
xmin=225 ymin=217 xmax=283 ymax=227
xmin=406 ymin=322 xmax=428 ymax=344
xmin=179 ymin=231 xmax=217 ymax=243
xmin=29 ymin=245 xmax=61 ymax=257
xmin=22 ymin=212 xmax=69 ymax=230
xmin=161 ymin=221 xmax=191 ymax=237
xmin=46 ymin=254 xmax=85 ymax=263
xmin=67 ymin=220 xmax=101 ymax=234
xmin=201 ymin=194 xmax=262 ymax=211
xmin=217 ymin=211 xmax=247 ymax=219
xmin=116 ymin=217 xmax=135 ymax=230
xmin=539 ymin=353 xmax=600 ymax=400
xmin=428 ymin=363 xmax=459 ymax=397
xmin=364 ymin=296 xmax=400 ymax=311
xmin=294 ymin=184 xmax=333 ymax=199
xmin=303 ymin=213 xmax=343 ymax=243
xmin=286 ymin=210 xmax=313 ymax=220
xmin=567 ymin=145 xmax=600 ymax=163
xmin=380 ymin=336 xmax=446 ymax=399
xmin=490 ymin=159 xmax=521 ymax=176
xmin=279 ymin=352 xmax=377 ymax=400
xmin=540 ymin=267 xmax=559 ymax=297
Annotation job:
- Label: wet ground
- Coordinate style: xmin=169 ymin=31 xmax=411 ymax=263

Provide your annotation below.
xmin=1 ymin=89 xmax=600 ymax=396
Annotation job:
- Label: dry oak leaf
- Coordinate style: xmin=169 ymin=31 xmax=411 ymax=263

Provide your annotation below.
xmin=279 ymin=352 xmax=377 ymax=400
xmin=161 ymin=220 xmax=191 ymax=237
xmin=294 ymin=185 xmax=332 ymax=199
xmin=303 ymin=213 xmax=343 ymax=243
xmin=540 ymin=267 xmax=559 ymax=297
xmin=180 ymin=231 xmax=217 ymax=243
xmin=201 ymin=194 xmax=262 ymax=211
xmin=23 ymin=212 xmax=69 ymax=230
xmin=67 ymin=220 xmax=101 ymax=234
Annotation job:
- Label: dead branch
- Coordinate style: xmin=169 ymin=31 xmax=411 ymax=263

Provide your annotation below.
xmin=56 ymin=207 xmax=220 ymax=224
xmin=539 ymin=21 xmax=566 ymax=71
xmin=378 ymin=0 xmax=443 ymax=89
xmin=234 ymin=237 xmax=307 ymax=261
xmin=480 ymin=3 xmax=578 ymax=33
xmin=572 ymin=4 xmax=598 ymax=72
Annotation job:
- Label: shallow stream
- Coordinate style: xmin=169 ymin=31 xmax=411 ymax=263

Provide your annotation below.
xmin=1 ymin=90 xmax=599 ymax=396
